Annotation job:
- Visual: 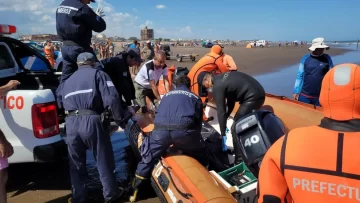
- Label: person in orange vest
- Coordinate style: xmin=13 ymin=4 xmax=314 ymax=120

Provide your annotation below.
xmin=188 ymin=44 xmax=229 ymax=103
xmin=223 ymin=52 xmax=237 ymax=71
xmin=258 ymin=63 xmax=360 ymax=203
xmin=44 ymin=41 xmax=55 ymax=68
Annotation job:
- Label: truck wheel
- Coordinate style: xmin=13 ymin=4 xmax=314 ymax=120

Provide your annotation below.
xmin=191 ymin=56 xmax=196 ymax=61
xmin=177 ymin=57 xmax=182 ymax=62
xmin=260 ymin=45 xmax=264 ymax=48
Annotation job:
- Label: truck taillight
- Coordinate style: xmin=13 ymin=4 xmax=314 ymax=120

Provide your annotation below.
xmin=31 ymin=102 xmax=59 ymax=139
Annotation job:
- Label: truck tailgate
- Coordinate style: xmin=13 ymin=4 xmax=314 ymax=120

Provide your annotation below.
xmin=0 ymin=89 xmax=63 ymax=163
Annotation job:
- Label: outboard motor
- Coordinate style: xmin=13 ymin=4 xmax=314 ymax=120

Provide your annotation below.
xmin=234 ymin=109 xmax=286 ymax=176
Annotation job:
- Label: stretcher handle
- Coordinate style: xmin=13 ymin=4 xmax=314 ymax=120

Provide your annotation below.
xmin=225 ymin=169 xmax=239 ymax=176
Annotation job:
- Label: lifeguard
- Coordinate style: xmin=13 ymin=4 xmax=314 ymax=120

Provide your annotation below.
xmin=187 ymin=44 xmax=229 ymax=103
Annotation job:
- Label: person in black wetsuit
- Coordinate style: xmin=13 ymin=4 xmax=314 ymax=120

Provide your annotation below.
xmin=201 ymin=71 xmax=265 ymax=164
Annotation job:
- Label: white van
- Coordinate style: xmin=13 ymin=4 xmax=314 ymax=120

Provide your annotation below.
xmin=250 ymin=40 xmax=267 ymax=48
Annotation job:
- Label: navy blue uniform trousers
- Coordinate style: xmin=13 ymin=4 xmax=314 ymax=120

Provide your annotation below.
xmin=60 ymin=45 xmax=99 ymax=83
xmin=136 ymin=130 xmax=208 ymax=178
xmin=66 ymin=115 xmax=119 ymax=203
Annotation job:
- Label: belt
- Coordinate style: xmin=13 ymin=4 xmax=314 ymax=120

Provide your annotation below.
xmin=154 ymin=124 xmax=194 ymax=131
xmin=63 ymin=40 xmax=81 ymax=46
xmin=66 ymin=109 xmax=99 ymax=116
xmin=135 ymin=81 xmax=150 ymax=89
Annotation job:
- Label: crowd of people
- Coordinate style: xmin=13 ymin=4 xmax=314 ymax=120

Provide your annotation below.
xmin=1 ymin=0 xmax=358 ymax=202
xmin=91 ymin=40 xmax=116 ymax=59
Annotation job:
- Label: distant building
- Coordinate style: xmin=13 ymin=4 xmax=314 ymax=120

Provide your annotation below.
xmin=19 ymin=34 xmax=61 ymax=42
xmin=140 ymin=26 xmax=154 ymax=41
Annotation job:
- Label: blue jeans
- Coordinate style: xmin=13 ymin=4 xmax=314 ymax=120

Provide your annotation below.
xmin=298 ymin=94 xmax=321 ymax=107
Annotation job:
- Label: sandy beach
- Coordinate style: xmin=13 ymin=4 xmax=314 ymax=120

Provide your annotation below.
xmin=114 ymin=43 xmax=350 ymax=76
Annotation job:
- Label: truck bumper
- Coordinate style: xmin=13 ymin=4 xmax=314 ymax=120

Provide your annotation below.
xmin=33 ymin=139 xmax=67 ymax=162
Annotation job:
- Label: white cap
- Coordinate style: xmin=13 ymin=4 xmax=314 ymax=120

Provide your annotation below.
xmin=146 ymin=40 xmax=151 ymax=43
xmin=309 ymin=37 xmax=330 ymax=51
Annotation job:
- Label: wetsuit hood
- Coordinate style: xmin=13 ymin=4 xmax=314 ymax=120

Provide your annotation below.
xmin=319 ymin=63 xmax=360 ymax=121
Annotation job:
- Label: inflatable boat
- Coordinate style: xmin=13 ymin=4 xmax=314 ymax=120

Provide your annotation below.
xmin=136 ymin=92 xmax=324 ymax=152
xmin=124 ymin=67 xmax=324 ymax=202
xmin=205 ymin=93 xmax=324 ymax=150
xmin=124 ymin=93 xmax=324 ymax=202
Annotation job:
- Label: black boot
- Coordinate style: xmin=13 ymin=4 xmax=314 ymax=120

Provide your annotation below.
xmin=129 ymin=175 xmax=147 ymax=202
xmin=231 ymin=126 xmax=243 ymax=165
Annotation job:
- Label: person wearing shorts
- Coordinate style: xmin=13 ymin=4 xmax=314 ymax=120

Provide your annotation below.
xmin=0 ymin=130 xmax=13 ymax=203
xmin=0 ymin=79 xmax=19 ymax=203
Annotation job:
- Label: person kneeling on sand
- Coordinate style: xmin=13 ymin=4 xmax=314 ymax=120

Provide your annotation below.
xmin=134 ymin=51 xmax=169 ymax=113
xmin=293 ymin=37 xmax=334 ymax=106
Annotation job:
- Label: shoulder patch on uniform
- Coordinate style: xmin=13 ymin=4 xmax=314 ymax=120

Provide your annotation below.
xmin=106 ymin=81 xmax=114 ymax=87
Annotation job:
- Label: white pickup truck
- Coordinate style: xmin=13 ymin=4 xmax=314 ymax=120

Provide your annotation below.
xmin=0 ymin=25 xmax=67 ymax=164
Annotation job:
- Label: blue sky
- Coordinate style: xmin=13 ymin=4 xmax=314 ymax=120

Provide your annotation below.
xmin=1 ymin=0 xmax=359 ymax=41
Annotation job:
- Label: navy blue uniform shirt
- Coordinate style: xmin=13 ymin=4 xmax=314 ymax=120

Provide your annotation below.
xmin=60 ymin=65 xmax=125 ymax=123
xmin=154 ymin=85 xmax=203 ymax=129
xmin=56 ymin=0 xmax=106 ymax=48
xmin=101 ymin=53 xmax=136 ymax=106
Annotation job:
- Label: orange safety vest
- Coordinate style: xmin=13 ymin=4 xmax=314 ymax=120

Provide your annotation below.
xmin=188 ymin=52 xmax=229 ymax=103
xmin=223 ymin=54 xmax=237 ymax=71
xmin=157 ymin=65 xmax=176 ymax=96
xmin=258 ymin=121 xmax=360 ymax=203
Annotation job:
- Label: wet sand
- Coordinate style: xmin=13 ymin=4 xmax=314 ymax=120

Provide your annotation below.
xmin=114 ymin=44 xmax=349 ymax=76
xmin=7 ymin=45 xmax=349 ymax=203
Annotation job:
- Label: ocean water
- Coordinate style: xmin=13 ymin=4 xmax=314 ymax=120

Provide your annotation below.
xmin=254 ymin=45 xmax=360 ymax=97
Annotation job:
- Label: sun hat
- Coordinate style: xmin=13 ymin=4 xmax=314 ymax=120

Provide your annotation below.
xmin=309 ymin=37 xmax=330 ymax=51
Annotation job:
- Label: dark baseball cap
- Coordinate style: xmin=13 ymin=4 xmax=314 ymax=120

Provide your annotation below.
xmin=127 ymin=48 xmax=143 ymax=63
xmin=77 ymin=52 xmax=96 ymax=64
xmin=90 ymin=0 xmax=95 ymax=2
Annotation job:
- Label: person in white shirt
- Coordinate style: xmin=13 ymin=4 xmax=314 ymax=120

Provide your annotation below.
xmin=134 ymin=51 xmax=169 ymax=113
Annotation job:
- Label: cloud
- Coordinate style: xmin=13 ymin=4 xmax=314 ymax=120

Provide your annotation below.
xmin=156 ymin=26 xmax=193 ymax=38
xmin=180 ymin=26 xmax=192 ymax=33
xmin=0 ymin=0 xmax=143 ymax=37
xmin=155 ymin=4 xmax=166 ymax=9
xmin=0 ymin=0 xmax=58 ymax=19
xmin=139 ymin=20 xmax=153 ymax=29
xmin=0 ymin=0 xmax=194 ymax=38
